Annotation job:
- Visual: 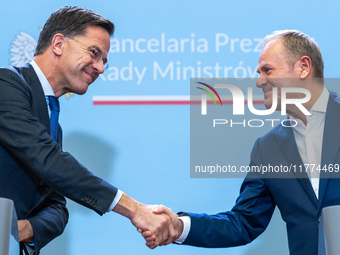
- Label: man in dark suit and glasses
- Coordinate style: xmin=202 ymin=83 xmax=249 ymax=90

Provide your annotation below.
xmin=0 ymin=6 xmax=176 ymax=254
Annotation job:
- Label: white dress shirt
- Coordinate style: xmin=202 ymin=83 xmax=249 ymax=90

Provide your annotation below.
xmin=30 ymin=60 xmax=123 ymax=211
xmin=177 ymin=87 xmax=330 ymax=243
xmin=290 ymin=87 xmax=329 ymax=199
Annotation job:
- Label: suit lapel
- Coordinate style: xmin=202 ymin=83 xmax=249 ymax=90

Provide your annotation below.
xmin=276 ymin=122 xmax=318 ymax=207
xmin=318 ymin=91 xmax=340 ymax=206
xmin=17 ymin=64 xmax=50 ymax=133
xmin=15 ymin=64 xmax=54 ymax=211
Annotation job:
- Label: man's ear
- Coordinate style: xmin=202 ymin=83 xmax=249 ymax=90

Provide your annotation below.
xmin=51 ymin=34 xmax=66 ymax=56
xmin=299 ymin=55 xmax=312 ymax=79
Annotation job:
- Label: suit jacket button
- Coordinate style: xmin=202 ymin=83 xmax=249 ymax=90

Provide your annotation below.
xmin=39 ymin=181 xmax=44 ymax=186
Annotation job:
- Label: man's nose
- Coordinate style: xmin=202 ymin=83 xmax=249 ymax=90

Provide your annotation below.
xmin=256 ymin=77 xmax=267 ymax=89
xmin=93 ymin=60 xmax=105 ymax=74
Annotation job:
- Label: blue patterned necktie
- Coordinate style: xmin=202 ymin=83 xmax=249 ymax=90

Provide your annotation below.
xmin=48 ymin=96 xmax=60 ymax=142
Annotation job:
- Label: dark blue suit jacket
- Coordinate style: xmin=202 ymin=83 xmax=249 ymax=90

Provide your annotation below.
xmin=0 ymin=64 xmax=118 ymax=253
xmin=183 ymin=90 xmax=340 ymax=255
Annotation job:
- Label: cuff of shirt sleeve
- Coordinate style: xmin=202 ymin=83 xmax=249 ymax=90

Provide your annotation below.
xmin=175 ymin=216 xmax=191 ymax=244
xmin=107 ymin=190 xmax=123 ymax=212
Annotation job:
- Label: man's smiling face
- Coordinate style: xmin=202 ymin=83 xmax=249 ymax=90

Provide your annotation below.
xmin=256 ymin=39 xmax=301 ymax=111
xmin=59 ymin=26 xmax=110 ymax=95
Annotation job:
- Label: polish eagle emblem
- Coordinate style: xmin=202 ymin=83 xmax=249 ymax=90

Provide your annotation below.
xmin=10 ymin=31 xmax=37 ymax=66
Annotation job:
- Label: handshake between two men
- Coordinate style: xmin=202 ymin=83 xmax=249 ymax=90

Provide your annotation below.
xmin=137 ymin=205 xmax=183 ymax=249
xmin=113 ymin=193 xmax=182 ymax=249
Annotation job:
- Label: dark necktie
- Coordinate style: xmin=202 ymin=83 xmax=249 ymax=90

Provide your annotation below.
xmin=48 ymin=96 xmax=60 ymax=142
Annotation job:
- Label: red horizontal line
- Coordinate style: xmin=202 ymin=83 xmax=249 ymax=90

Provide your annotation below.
xmin=93 ymin=100 xmax=265 ymax=105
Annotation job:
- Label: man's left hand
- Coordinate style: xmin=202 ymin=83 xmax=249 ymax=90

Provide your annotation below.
xmin=18 ymin=219 xmax=34 ymax=243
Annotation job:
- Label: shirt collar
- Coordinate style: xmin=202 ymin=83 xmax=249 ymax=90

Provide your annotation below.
xmin=288 ymin=86 xmax=329 ymax=125
xmin=30 ymin=60 xmax=55 ymax=97
xmin=289 ymin=86 xmax=329 ymax=118
xmin=310 ymin=86 xmax=329 ymax=113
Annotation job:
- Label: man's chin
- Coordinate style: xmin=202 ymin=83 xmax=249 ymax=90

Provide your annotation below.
xmin=264 ymin=100 xmax=273 ymax=110
xmin=72 ymin=86 xmax=89 ymax=96
xmin=78 ymin=88 xmax=88 ymax=95
xmin=264 ymin=101 xmax=281 ymax=112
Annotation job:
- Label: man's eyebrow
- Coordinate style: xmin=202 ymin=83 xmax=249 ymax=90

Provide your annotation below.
xmin=88 ymin=44 xmax=102 ymax=54
xmin=88 ymin=45 xmax=108 ymax=64
xmin=257 ymin=64 xmax=273 ymax=72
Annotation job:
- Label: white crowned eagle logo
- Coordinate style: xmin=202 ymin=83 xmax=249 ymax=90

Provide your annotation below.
xmin=10 ymin=32 xmax=37 ymax=66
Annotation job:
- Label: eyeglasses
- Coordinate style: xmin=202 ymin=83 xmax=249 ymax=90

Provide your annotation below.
xmin=67 ymin=37 xmax=109 ymax=71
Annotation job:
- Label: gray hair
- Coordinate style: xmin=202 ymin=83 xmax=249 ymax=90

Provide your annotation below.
xmin=261 ymin=30 xmax=324 ymax=79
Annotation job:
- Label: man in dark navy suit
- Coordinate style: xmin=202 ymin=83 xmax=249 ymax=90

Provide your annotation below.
xmin=0 ymin=6 xmax=176 ymax=254
xmin=142 ymin=30 xmax=340 ymax=254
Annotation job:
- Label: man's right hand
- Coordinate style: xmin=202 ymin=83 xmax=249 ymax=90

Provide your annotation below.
xmin=140 ymin=205 xmax=184 ymax=249
xmin=112 ymin=193 xmax=177 ymax=248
